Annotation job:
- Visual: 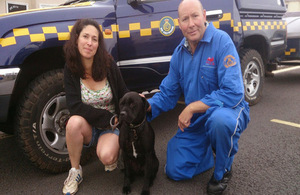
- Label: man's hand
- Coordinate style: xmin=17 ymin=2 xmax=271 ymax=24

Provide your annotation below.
xmin=178 ymin=101 xmax=210 ymax=132
xmin=139 ymin=93 xmax=151 ymax=112
xmin=178 ymin=106 xmax=192 ymax=132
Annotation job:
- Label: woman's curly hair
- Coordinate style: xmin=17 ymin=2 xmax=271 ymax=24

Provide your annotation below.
xmin=64 ymin=18 xmax=112 ymax=81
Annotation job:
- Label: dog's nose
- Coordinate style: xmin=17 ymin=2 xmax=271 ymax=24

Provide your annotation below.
xmin=120 ymin=111 xmax=127 ymax=117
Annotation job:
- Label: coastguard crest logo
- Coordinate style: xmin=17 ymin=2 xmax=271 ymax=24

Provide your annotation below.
xmin=224 ymin=55 xmax=237 ymax=68
xmin=159 ymin=16 xmax=175 ymax=36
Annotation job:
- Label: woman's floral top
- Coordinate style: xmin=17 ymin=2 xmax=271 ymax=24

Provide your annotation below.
xmin=80 ymin=79 xmax=115 ymax=114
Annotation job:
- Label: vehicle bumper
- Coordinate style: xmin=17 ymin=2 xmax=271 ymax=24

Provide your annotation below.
xmin=284 ymin=38 xmax=300 ymax=60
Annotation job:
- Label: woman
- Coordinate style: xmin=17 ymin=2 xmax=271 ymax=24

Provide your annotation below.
xmin=62 ymin=18 xmax=128 ymax=195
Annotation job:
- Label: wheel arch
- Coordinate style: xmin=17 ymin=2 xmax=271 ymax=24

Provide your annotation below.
xmin=8 ymin=46 xmax=65 ymax=128
xmin=240 ymin=34 xmax=269 ymax=66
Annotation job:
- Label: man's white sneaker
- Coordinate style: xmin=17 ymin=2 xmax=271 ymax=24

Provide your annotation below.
xmin=63 ymin=165 xmax=83 ymax=195
xmin=105 ymin=161 xmax=117 ymax=172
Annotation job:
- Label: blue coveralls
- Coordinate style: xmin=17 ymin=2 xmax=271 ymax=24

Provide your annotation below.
xmin=147 ymin=23 xmax=250 ymax=181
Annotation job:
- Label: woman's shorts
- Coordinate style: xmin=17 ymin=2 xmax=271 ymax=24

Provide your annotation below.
xmin=84 ymin=127 xmax=120 ymax=148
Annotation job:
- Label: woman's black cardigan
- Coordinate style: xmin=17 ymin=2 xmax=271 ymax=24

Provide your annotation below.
xmin=64 ymin=61 xmax=129 ymax=128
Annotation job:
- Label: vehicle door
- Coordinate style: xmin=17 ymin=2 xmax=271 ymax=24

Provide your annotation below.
xmin=115 ymin=0 xmax=182 ymax=91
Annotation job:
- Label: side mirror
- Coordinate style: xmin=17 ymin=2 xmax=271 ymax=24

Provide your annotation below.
xmin=206 ymin=10 xmax=223 ymax=21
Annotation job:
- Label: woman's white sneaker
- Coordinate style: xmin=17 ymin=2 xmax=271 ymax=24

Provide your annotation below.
xmin=63 ymin=165 xmax=83 ymax=195
xmin=105 ymin=161 xmax=117 ymax=172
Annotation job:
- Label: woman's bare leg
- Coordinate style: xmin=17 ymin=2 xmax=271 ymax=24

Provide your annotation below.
xmin=66 ymin=115 xmax=93 ymax=169
xmin=96 ymin=133 xmax=120 ymax=166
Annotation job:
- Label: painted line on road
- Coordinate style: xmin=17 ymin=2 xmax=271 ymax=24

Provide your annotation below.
xmin=271 ymin=119 xmax=300 ymax=128
xmin=273 ymin=66 xmax=300 ymax=74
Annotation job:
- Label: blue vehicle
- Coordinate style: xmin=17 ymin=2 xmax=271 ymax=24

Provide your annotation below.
xmin=282 ymin=12 xmax=300 ymax=62
xmin=0 ymin=0 xmax=286 ymax=172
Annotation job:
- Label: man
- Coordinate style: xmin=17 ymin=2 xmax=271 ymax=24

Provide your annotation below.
xmin=146 ymin=0 xmax=250 ymax=194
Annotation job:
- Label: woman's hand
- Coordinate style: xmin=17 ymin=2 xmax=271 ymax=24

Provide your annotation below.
xmin=110 ymin=115 xmax=119 ymax=130
xmin=114 ymin=116 xmax=118 ymax=126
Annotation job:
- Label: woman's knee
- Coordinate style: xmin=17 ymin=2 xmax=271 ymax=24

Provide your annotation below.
xmin=66 ymin=115 xmax=92 ymax=140
xmin=67 ymin=116 xmax=87 ymax=132
xmin=97 ymin=148 xmax=118 ymax=165
xmin=96 ymin=134 xmax=119 ymax=165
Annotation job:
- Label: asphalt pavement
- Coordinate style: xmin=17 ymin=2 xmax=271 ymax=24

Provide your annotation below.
xmin=0 ymin=66 xmax=299 ymax=195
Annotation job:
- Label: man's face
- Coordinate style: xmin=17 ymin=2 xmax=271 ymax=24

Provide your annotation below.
xmin=178 ymin=0 xmax=207 ymax=46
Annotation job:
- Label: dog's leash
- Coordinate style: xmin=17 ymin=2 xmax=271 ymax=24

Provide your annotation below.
xmin=110 ymin=114 xmax=119 ymax=131
xmin=129 ymin=119 xmax=145 ymax=158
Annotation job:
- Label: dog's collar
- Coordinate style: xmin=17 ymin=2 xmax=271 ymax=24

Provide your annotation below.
xmin=129 ymin=116 xmax=146 ymax=129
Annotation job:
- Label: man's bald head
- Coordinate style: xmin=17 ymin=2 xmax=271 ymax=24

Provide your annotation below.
xmin=178 ymin=0 xmax=204 ymax=16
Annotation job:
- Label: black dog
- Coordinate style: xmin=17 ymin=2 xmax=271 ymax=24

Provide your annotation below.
xmin=118 ymin=92 xmax=159 ymax=195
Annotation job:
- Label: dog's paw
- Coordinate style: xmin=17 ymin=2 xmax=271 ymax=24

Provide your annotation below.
xmin=122 ymin=186 xmax=131 ymax=194
xmin=141 ymin=190 xmax=150 ymax=195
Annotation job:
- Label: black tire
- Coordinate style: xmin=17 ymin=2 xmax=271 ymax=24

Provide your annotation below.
xmin=15 ymin=69 xmax=94 ymax=173
xmin=239 ymin=49 xmax=264 ymax=106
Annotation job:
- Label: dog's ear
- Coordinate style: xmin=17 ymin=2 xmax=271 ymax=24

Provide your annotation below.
xmin=141 ymin=96 xmax=150 ymax=112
